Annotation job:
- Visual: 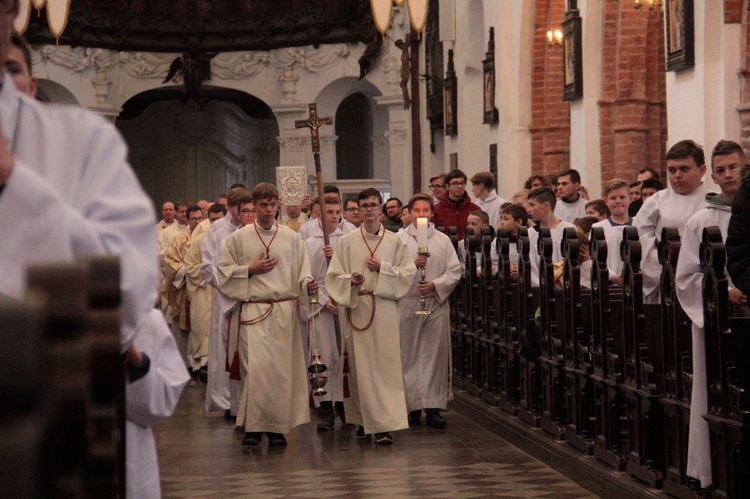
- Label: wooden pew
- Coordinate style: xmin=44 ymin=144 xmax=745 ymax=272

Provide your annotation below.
xmin=464 ymin=228 xmax=483 ymax=396
xmin=537 ymin=227 xmax=566 ymax=439
xmin=0 ymin=293 xmax=46 ymax=497
xmin=517 ymin=226 xmax=542 ymax=427
xmin=659 ymin=230 xmax=701 ymax=497
xmin=495 ymin=229 xmax=521 ymax=415
xmin=0 ymin=259 xmax=125 ymax=498
xmin=561 ymin=227 xmax=596 ymax=454
xmin=589 ymin=226 xmax=628 ymax=470
xmin=701 ymin=227 xmax=750 ymax=499
xmin=480 ymin=227 xmax=501 ymax=406
xmin=446 ymin=225 xmax=467 ymax=386
xmin=622 ymin=226 xmax=665 ymax=487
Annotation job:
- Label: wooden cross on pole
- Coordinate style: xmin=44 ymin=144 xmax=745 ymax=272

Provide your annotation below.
xmin=295 ymin=103 xmax=342 ymax=353
xmin=295 ymin=103 xmax=333 ymax=156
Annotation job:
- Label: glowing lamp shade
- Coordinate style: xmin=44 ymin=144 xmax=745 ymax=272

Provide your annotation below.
xmin=371 ymin=0 xmax=393 ymax=36
xmin=14 ymin=0 xmax=31 ymax=34
xmin=407 ymin=0 xmax=429 ymax=38
xmin=393 ymin=0 xmax=406 ymax=5
xmin=14 ymin=0 xmax=71 ymax=39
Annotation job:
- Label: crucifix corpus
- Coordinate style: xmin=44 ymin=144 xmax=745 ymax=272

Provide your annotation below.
xmin=295 ymin=103 xmax=343 ymax=352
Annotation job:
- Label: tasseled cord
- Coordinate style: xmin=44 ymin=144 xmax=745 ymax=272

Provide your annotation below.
xmin=342 ymin=350 xmax=350 ymax=399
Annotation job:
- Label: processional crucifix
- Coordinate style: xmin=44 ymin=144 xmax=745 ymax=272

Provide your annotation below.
xmin=295 ymin=103 xmax=343 ymax=390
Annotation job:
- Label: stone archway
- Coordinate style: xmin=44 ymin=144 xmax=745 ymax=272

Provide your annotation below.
xmin=116 ymin=86 xmax=279 ymax=209
xmin=35 ymin=79 xmax=80 ymax=105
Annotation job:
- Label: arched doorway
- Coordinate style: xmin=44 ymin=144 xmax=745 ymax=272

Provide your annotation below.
xmin=116 ymin=86 xmax=279 ymax=208
xmin=335 ymin=92 xmax=373 ymax=179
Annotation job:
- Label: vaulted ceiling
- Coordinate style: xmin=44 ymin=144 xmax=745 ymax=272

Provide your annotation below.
xmin=23 ymin=0 xmax=379 ymax=53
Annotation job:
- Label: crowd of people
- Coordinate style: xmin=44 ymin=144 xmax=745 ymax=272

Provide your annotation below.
xmin=155 ymin=138 xmax=749 ymax=493
xmin=2 ymin=0 xmax=745 ymax=490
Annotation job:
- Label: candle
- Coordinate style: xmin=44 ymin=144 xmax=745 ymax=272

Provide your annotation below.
xmin=416 ymin=217 xmax=428 ymax=250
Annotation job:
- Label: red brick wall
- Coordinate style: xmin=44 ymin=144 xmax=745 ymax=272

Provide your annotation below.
xmin=726 ymin=0 xmax=742 ymax=23
xmin=530 ymin=0 xmax=570 ymax=178
xmin=598 ymin=1 xmax=667 ymax=186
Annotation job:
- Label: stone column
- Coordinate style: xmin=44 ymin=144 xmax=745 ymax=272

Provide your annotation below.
xmin=374 ymin=95 xmax=411 ymax=200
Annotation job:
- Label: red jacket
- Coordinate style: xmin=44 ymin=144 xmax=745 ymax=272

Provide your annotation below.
xmin=431 ymin=191 xmax=481 ymax=239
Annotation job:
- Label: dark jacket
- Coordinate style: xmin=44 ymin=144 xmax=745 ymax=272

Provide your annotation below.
xmin=431 ymin=191 xmax=481 ymax=239
xmin=727 ymin=177 xmax=750 ymax=296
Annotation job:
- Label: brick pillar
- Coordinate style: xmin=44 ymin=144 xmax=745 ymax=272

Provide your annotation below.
xmin=598 ymin=0 xmax=666 ymax=185
xmin=530 ymin=0 xmax=570 ymax=177
xmin=737 ymin=0 xmax=750 ymax=153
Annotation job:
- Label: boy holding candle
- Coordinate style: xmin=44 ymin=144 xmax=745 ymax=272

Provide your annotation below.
xmin=398 ymin=194 xmax=462 ymax=428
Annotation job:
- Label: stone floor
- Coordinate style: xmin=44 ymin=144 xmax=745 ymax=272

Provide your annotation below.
xmin=155 ymin=380 xmax=601 ymax=498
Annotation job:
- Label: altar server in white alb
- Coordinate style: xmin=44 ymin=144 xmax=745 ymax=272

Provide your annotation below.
xmin=126 ymin=310 xmax=190 ymax=499
xmin=554 ymin=169 xmax=587 ymax=224
xmin=635 ymin=139 xmax=710 ymax=303
xmin=0 ymin=23 xmax=186 ymax=498
xmin=590 ymin=178 xmax=632 ymax=285
xmin=527 ymin=187 xmax=576 ymax=287
xmin=302 ymin=195 xmax=347 ymax=431
xmin=470 ymin=171 xmax=506 ymax=229
xmin=326 ymin=188 xmax=417 ymax=445
xmin=200 ymin=187 xmax=252 ymax=416
xmin=398 ymin=194 xmax=461 ymax=428
xmin=675 ymin=139 xmax=748 ymax=490
xmin=217 ymin=182 xmax=317 ymax=448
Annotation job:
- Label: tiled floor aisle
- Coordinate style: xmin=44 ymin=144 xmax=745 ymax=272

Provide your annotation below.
xmin=156 ymin=381 xmax=600 ymax=498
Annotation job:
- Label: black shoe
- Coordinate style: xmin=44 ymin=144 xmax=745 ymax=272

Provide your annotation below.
xmin=356 ymin=425 xmax=371 ymax=439
xmin=267 ymin=432 xmax=287 ymax=446
xmin=375 ymin=432 xmax=393 ymax=445
xmin=408 ymin=410 xmax=422 ymax=426
xmin=317 ymin=411 xmax=335 ymax=432
xmin=241 ymin=432 xmax=262 ymax=446
xmin=334 ymin=401 xmax=347 ymax=424
xmin=197 ymin=366 xmax=208 ymax=383
xmin=224 ymin=409 xmax=237 ymax=422
xmin=425 ymin=409 xmax=446 ymax=429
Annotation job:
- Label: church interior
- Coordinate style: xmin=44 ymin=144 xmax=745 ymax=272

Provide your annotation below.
xmin=4 ymin=0 xmax=750 ymax=497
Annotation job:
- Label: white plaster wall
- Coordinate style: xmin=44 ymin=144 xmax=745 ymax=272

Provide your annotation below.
xmin=438 ymin=0 xmax=534 ymax=202
xmin=570 ymin=0 xmax=603 ymax=198
xmin=666 ymin=0 xmax=742 ymax=192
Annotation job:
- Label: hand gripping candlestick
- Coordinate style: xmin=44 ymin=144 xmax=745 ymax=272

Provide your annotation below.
xmin=414 ymin=217 xmax=433 ymax=315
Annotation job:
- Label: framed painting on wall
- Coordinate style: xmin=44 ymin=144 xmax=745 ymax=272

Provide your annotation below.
xmin=444 ymin=49 xmax=458 ymax=136
xmin=665 ymin=0 xmax=694 ymax=72
xmin=562 ymin=13 xmax=583 ymax=101
xmin=483 ymin=27 xmax=499 ymax=124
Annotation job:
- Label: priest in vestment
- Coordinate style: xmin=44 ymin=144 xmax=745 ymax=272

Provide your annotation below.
xmin=217 ymin=183 xmax=317 ymax=447
xmin=301 ymin=196 xmax=346 ymax=431
xmin=635 ymin=140 xmax=710 ymax=303
xmin=398 ymin=194 xmax=461 ymax=428
xmin=200 ymin=187 xmax=252 ymax=415
xmin=278 ymin=202 xmax=309 ymax=232
xmin=326 ymin=188 xmax=417 ymax=444
xmin=675 ymin=140 xmax=748 ymax=489
xmin=185 ymin=204 xmax=227 ymax=374
xmin=163 ymin=205 xmax=204 ymax=366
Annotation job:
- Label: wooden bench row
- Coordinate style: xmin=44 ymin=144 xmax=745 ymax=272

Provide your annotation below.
xmin=446 ymin=224 xmax=749 ymax=498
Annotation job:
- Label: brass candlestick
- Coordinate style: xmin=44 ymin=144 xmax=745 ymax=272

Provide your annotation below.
xmin=414 ymin=247 xmax=433 ymax=315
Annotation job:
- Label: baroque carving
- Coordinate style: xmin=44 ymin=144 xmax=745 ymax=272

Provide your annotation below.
xmin=212 ymin=52 xmax=271 ymax=79
xmin=118 ymin=52 xmax=176 ymax=78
